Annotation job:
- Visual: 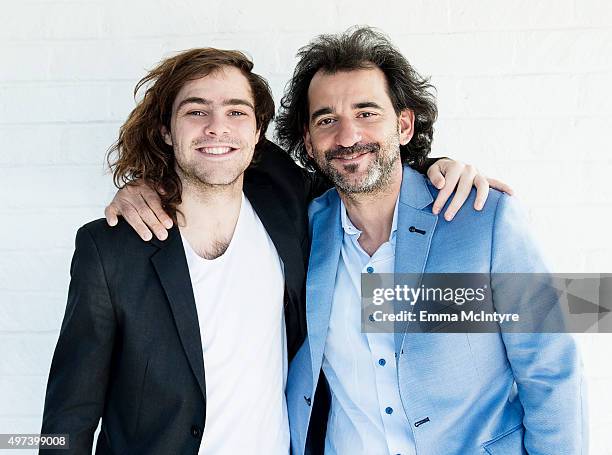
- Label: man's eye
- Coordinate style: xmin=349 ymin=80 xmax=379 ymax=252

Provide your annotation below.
xmin=358 ymin=112 xmax=376 ymax=118
xmin=188 ymin=111 xmax=206 ymax=116
xmin=318 ymin=118 xmax=335 ymax=126
xmin=229 ymin=111 xmax=246 ymax=116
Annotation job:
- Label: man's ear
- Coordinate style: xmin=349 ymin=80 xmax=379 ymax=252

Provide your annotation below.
xmin=398 ymin=109 xmax=415 ymax=146
xmin=160 ymin=126 xmax=173 ymax=146
xmin=304 ymin=127 xmax=314 ymax=159
xmin=255 ymin=128 xmax=261 ymax=145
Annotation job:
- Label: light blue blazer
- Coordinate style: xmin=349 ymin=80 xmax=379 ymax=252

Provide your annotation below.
xmin=287 ymin=166 xmax=587 ymax=455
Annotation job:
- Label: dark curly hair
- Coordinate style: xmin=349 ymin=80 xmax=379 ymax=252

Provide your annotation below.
xmin=275 ymin=26 xmax=437 ymax=171
xmin=107 ymin=48 xmax=275 ymax=222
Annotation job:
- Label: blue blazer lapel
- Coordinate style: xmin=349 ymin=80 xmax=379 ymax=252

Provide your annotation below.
xmin=394 ymin=167 xmax=438 ymax=352
xmin=306 ymin=192 xmax=343 ymax=387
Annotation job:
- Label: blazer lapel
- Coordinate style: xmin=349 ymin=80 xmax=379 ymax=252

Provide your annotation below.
xmin=394 ymin=167 xmax=438 ymax=353
xmin=306 ymin=192 xmax=343 ymax=387
xmin=243 ymin=179 xmax=307 ymax=360
xmin=243 ymin=179 xmax=305 ymax=291
xmin=150 ymin=228 xmax=206 ymax=401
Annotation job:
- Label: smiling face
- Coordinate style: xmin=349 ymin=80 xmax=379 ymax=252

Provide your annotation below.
xmin=162 ymin=65 xmax=260 ymax=188
xmin=304 ymin=66 xmax=414 ymax=194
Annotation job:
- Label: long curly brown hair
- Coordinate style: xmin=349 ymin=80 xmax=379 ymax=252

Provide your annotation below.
xmin=107 ymin=48 xmax=275 ymax=221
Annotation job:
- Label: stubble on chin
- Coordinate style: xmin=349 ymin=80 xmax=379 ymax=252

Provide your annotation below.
xmin=315 ymin=140 xmax=400 ymax=195
xmin=173 ymin=141 xmax=255 ymax=190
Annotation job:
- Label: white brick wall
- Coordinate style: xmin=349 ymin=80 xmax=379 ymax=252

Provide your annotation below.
xmin=1 ymin=0 xmax=610 ymax=453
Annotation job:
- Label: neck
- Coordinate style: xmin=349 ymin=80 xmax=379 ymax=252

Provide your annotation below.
xmin=338 ymin=164 xmax=402 ymax=256
xmin=177 ymin=174 xmax=244 ymax=259
xmin=178 ymin=174 xmax=244 ymax=226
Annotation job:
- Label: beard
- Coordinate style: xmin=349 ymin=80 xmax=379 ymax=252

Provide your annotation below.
xmin=312 ymin=133 xmax=401 ymax=194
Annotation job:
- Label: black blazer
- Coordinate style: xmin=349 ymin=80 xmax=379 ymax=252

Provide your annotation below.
xmin=40 ymin=140 xmax=437 ymax=454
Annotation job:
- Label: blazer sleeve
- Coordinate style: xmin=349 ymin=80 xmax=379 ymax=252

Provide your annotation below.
xmin=40 ymin=226 xmax=116 ymax=454
xmin=490 ymin=194 xmax=587 ymax=455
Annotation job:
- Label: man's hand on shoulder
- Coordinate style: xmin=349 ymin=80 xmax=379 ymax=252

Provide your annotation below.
xmin=104 ymin=180 xmax=173 ymax=241
xmin=426 ymin=158 xmax=514 ymax=221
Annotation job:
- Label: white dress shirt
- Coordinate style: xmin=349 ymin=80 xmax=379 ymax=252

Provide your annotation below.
xmin=322 ymin=197 xmax=415 ymax=455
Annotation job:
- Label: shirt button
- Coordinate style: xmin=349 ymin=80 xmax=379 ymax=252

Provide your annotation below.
xmin=366 ymin=266 xmax=374 ymax=273
xmin=385 ymin=407 xmax=393 ymax=414
xmin=190 ymin=425 xmax=202 ymax=438
xmin=378 ymin=358 xmax=386 ymax=366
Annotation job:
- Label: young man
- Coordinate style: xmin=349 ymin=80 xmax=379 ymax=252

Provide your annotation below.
xmin=42 ymin=47 xmax=501 ymax=454
xmin=278 ymin=27 xmax=586 ymax=454
xmin=42 ymin=49 xmax=307 ymax=454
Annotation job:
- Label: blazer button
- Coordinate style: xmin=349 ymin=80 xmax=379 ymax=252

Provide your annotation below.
xmin=191 ymin=425 xmax=202 ymax=439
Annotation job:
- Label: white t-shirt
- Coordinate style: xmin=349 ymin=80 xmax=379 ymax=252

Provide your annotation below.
xmin=181 ymin=194 xmax=288 ymax=455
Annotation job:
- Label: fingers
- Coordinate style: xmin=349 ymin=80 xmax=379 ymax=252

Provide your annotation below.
xmin=430 ymin=158 xmax=514 ymax=220
xmin=426 ymin=162 xmax=446 ymax=190
xmin=120 ymin=204 xmax=155 ymax=241
xmin=432 ymin=160 xmax=464 ymax=215
xmin=487 ymin=177 xmax=514 ymax=196
xmin=139 ymin=185 xmax=173 ymax=230
xmin=443 ymin=165 xmax=477 ymax=221
xmin=105 ymin=181 xmax=172 ymax=241
xmin=104 ymin=204 xmax=119 ymax=226
xmin=134 ymin=195 xmax=171 ymax=241
xmin=473 ymin=174 xmax=490 ymax=211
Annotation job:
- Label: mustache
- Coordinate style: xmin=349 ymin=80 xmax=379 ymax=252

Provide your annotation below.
xmin=191 ymin=137 xmax=241 ymax=148
xmin=324 ymin=142 xmax=380 ymax=160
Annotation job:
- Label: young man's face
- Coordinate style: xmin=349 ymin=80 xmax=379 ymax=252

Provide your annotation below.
xmin=162 ymin=65 xmax=260 ymax=188
xmin=304 ymin=66 xmax=414 ymax=194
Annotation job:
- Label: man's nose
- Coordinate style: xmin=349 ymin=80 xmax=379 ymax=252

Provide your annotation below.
xmin=203 ymin=113 xmax=230 ymax=137
xmin=335 ymin=119 xmax=362 ymax=148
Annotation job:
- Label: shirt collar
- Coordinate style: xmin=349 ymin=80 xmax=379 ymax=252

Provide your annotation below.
xmin=340 ymin=195 xmax=400 ymax=241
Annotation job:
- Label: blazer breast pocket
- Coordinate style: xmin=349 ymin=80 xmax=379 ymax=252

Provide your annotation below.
xmin=483 ymin=424 xmax=526 ymax=455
